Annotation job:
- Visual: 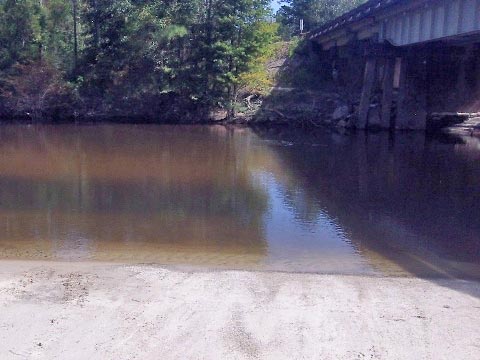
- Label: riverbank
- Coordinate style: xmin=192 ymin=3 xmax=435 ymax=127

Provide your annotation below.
xmin=0 ymin=261 xmax=479 ymax=360
xmin=2 ymin=96 xmax=479 ymax=137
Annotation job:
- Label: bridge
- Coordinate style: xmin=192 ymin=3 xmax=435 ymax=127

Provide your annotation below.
xmin=309 ymin=0 xmax=480 ymax=130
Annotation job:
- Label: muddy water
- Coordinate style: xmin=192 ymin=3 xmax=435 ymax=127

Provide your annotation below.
xmin=0 ymin=125 xmax=478 ymax=279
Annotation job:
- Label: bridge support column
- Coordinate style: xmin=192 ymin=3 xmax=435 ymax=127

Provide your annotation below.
xmin=396 ymin=58 xmax=408 ymax=129
xmin=396 ymin=57 xmax=427 ymax=130
xmin=380 ymin=57 xmax=395 ymax=129
xmin=357 ymin=57 xmax=377 ymax=129
xmin=476 ymin=53 xmax=480 ymax=97
xmin=476 ymin=46 xmax=480 ymax=97
xmin=455 ymin=46 xmax=476 ymax=111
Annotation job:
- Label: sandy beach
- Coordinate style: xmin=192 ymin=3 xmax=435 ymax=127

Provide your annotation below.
xmin=0 ymin=261 xmax=479 ymax=360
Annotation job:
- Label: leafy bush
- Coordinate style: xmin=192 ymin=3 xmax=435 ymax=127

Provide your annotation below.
xmin=1 ymin=61 xmax=76 ymax=120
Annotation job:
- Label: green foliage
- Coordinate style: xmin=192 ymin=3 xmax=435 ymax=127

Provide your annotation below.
xmin=42 ymin=0 xmax=75 ymax=71
xmin=239 ymin=22 xmax=281 ymax=95
xmin=2 ymin=60 xmax=77 ymax=120
xmin=287 ymin=36 xmax=301 ymax=57
xmin=186 ymin=0 xmax=272 ymax=111
xmin=0 ymin=0 xmax=42 ymax=69
xmin=0 ymin=0 xmax=278 ymax=119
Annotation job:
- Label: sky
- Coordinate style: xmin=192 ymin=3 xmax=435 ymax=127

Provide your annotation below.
xmin=271 ymin=0 xmax=281 ymax=11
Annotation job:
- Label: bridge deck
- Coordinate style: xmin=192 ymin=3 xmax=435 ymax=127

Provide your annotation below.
xmin=311 ymin=0 xmax=480 ymax=49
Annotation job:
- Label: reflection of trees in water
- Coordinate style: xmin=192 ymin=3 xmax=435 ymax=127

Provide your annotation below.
xmin=2 ymin=124 xmax=479 ymax=277
xmin=0 ymin=126 xmax=269 ymax=256
xmin=253 ymin=126 xmax=480 ymax=279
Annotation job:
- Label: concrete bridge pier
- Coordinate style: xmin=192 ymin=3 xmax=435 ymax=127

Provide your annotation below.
xmin=357 ymin=57 xmax=377 ymax=129
xmin=380 ymin=57 xmax=396 ymax=129
xmin=477 ymin=48 xmax=480 ymax=99
xmin=357 ymin=46 xmax=397 ymax=130
xmin=357 ymin=47 xmax=428 ymax=131
xmin=310 ymin=0 xmax=480 ymax=132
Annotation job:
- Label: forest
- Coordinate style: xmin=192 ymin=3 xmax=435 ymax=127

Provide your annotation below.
xmin=0 ymin=0 xmax=364 ymax=122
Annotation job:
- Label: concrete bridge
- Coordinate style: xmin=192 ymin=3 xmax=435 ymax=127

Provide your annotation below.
xmin=310 ymin=0 xmax=480 ymax=130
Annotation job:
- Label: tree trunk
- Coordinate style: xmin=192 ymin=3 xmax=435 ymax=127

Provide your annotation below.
xmin=72 ymin=0 xmax=78 ymax=73
xmin=204 ymin=0 xmax=213 ymax=99
xmin=92 ymin=0 xmax=100 ymax=49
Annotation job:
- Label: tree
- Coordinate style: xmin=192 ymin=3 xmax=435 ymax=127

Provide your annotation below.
xmin=0 ymin=0 xmax=278 ymax=121
xmin=238 ymin=22 xmax=280 ymax=96
xmin=188 ymin=0 xmax=272 ymax=115
xmin=2 ymin=61 xmax=74 ymax=120
xmin=0 ymin=0 xmax=43 ymax=70
xmin=42 ymin=0 xmax=75 ymax=72
xmin=80 ymin=0 xmax=190 ymax=110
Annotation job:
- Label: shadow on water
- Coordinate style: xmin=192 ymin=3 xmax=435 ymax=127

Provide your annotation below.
xmin=0 ymin=124 xmax=479 ymax=297
xmin=251 ymin=126 xmax=480 ymax=297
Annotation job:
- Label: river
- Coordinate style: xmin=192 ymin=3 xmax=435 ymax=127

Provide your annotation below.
xmin=0 ymin=124 xmax=478 ymax=279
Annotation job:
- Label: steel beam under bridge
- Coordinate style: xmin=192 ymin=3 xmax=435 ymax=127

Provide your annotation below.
xmin=381 ymin=0 xmax=480 ymax=46
xmin=311 ymin=0 xmax=480 ymax=50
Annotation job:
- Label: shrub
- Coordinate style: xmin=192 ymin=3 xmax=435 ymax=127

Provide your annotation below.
xmin=1 ymin=61 xmax=76 ymax=121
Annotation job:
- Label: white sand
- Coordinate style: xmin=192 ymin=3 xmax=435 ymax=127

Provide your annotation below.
xmin=0 ymin=261 xmax=479 ymax=360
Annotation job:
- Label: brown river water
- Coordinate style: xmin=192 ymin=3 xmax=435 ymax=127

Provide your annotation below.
xmin=0 ymin=124 xmax=479 ymax=279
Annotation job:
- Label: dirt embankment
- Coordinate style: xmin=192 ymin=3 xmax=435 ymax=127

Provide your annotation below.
xmin=0 ymin=261 xmax=479 ymax=360
xmin=227 ymin=40 xmax=358 ymax=130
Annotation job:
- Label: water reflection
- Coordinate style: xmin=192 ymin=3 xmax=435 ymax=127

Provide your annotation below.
xmin=252 ymin=127 xmax=480 ymax=279
xmin=0 ymin=125 xmax=478 ymax=279
xmin=0 ymin=126 xmax=268 ymax=265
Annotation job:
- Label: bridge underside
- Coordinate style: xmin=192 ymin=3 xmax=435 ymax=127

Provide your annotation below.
xmin=310 ymin=0 xmax=480 ymax=130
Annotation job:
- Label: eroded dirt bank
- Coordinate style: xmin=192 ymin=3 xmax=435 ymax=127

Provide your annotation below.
xmin=0 ymin=261 xmax=479 ymax=360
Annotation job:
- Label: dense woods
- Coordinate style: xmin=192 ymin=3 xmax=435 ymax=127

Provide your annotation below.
xmin=0 ymin=0 xmax=275 ymax=120
xmin=0 ymin=0 xmax=365 ymax=122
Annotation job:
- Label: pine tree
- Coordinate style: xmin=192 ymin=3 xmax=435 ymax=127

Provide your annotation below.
xmin=1 ymin=0 xmax=278 ymax=119
xmin=0 ymin=0 xmax=43 ymax=70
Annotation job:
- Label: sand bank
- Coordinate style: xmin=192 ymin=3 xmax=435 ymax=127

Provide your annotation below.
xmin=0 ymin=261 xmax=479 ymax=360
